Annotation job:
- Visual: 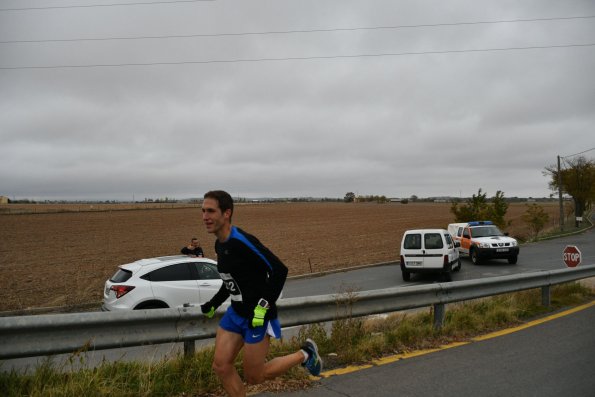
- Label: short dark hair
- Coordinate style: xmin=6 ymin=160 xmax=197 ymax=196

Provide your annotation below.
xmin=204 ymin=190 xmax=234 ymax=219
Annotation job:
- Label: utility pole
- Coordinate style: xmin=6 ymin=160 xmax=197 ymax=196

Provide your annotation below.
xmin=557 ymin=155 xmax=564 ymax=232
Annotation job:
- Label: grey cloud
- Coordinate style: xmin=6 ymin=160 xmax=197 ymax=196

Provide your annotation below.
xmin=1 ymin=0 xmax=594 ymax=200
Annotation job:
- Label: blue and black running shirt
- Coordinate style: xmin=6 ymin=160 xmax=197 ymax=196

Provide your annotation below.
xmin=209 ymin=226 xmax=288 ymax=319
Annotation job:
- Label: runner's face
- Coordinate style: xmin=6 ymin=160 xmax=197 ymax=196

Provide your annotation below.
xmin=202 ymin=198 xmax=230 ymax=236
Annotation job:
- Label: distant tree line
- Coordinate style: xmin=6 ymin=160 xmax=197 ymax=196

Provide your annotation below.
xmin=343 ymin=192 xmax=388 ymax=203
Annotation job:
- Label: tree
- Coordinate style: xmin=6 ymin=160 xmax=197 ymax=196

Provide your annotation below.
xmin=544 ymin=156 xmax=595 ymax=226
xmin=484 ymin=190 xmax=509 ymax=228
xmin=344 ymin=192 xmax=356 ymax=203
xmin=450 ymin=188 xmax=488 ymax=222
xmin=522 ymin=204 xmax=550 ymax=239
xmin=450 ymin=189 xmax=509 ymax=228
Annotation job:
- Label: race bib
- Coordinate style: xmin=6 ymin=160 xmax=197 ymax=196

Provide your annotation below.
xmin=220 ymin=273 xmax=243 ymax=302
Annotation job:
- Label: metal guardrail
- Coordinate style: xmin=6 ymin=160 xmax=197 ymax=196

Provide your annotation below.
xmin=1 ymin=264 xmax=594 ymax=360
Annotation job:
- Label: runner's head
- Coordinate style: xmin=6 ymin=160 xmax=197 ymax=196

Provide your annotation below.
xmin=203 ymin=190 xmax=234 ymax=222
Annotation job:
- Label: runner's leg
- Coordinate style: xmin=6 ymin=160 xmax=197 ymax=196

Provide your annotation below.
xmin=213 ymin=327 xmax=245 ymax=397
xmin=243 ymin=336 xmax=305 ymax=384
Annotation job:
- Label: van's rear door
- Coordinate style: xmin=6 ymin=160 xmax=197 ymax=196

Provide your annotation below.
xmin=422 ymin=232 xmax=445 ymax=269
xmin=402 ymin=233 xmax=424 ymax=268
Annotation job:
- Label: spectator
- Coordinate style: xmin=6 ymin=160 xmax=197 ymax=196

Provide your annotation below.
xmin=181 ymin=237 xmax=204 ymax=257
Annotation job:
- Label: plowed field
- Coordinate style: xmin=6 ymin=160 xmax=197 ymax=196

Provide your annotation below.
xmin=0 ymin=202 xmax=560 ymax=312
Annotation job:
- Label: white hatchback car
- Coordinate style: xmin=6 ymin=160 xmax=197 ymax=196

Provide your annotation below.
xmin=102 ymin=255 xmax=223 ymax=311
xmin=399 ymin=229 xmax=461 ymax=282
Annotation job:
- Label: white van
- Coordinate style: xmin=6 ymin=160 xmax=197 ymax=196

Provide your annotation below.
xmin=399 ymin=229 xmax=461 ymax=281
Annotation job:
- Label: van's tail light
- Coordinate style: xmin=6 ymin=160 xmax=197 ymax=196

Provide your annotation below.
xmin=443 ymin=255 xmax=449 ymax=266
xmin=110 ymin=285 xmax=135 ymax=299
xmin=400 ymin=255 xmax=405 ymax=265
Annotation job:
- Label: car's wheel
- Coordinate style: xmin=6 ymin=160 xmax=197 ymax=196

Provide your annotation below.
xmin=134 ymin=301 xmax=169 ymax=310
xmin=508 ymin=256 xmax=518 ymax=264
xmin=402 ymin=270 xmax=411 ymax=281
xmin=471 ymin=249 xmax=481 ymax=265
xmin=442 ymin=271 xmax=452 ymax=282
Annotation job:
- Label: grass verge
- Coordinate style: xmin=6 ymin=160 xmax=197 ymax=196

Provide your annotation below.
xmin=532 ymin=210 xmax=593 ymax=242
xmin=1 ymin=282 xmax=593 ymax=396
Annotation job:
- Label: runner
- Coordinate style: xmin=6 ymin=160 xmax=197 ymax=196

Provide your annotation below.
xmin=200 ymin=190 xmax=321 ymax=397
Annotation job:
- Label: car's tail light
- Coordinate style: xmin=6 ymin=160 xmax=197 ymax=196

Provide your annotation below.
xmin=400 ymin=255 xmax=405 ymax=265
xmin=110 ymin=285 xmax=135 ymax=299
xmin=443 ymin=255 xmax=449 ymax=266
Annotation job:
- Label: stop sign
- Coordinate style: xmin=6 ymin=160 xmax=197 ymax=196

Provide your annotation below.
xmin=563 ymin=245 xmax=582 ymax=268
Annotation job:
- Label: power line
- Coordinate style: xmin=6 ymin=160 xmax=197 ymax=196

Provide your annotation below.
xmin=561 ymin=147 xmax=595 ymax=159
xmin=1 ymin=42 xmax=593 ymax=70
xmin=1 ymin=15 xmax=594 ymax=44
xmin=0 ymin=0 xmax=215 ymax=12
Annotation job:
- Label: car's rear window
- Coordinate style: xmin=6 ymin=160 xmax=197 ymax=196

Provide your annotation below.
xmin=142 ymin=262 xmax=194 ymax=282
xmin=110 ymin=269 xmax=132 ymax=283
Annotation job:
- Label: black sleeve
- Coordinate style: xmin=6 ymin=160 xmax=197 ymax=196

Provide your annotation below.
xmin=243 ymin=233 xmax=288 ymax=304
xmin=209 ymin=283 xmax=230 ymax=310
xmin=181 ymin=247 xmax=190 ymax=255
xmin=262 ymin=246 xmax=288 ymax=304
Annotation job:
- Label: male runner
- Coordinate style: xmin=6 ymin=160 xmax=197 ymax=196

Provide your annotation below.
xmin=200 ymin=190 xmax=321 ymax=397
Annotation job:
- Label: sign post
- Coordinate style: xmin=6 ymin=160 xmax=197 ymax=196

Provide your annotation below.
xmin=563 ymin=245 xmax=582 ymax=268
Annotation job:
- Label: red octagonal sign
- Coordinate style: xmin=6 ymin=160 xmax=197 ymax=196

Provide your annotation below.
xmin=563 ymin=245 xmax=582 ymax=268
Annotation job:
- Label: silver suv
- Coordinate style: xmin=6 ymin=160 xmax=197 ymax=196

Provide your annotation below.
xmin=102 ymin=255 xmax=222 ymax=311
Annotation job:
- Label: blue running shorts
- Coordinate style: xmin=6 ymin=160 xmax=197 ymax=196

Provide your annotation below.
xmin=219 ymin=306 xmax=282 ymax=344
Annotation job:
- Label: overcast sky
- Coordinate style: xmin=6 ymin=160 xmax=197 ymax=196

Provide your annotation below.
xmin=1 ymin=0 xmax=594 ymax=201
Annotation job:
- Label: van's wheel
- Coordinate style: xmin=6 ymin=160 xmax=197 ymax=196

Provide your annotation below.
xmin=508 ymin=256 xmax=518 ymax=264
xmin=454 ymin=258 xmax=462 ymax=272
xmin=471 ymin=249 xmax=481 ymax=265
xmin=402 ymin=270 xmax=411 ymax=281
xmin=442 ymin=271 xmax=452 ymax=282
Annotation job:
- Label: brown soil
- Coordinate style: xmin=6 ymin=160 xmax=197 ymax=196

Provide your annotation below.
xmin=0 ymin=202 xmax=561 ymax=311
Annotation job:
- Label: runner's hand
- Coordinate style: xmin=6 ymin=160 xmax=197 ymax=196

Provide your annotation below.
xmin=251 ymin=305 xmax=268 ymax=328
xmin=200 ymin=303 xmax=215 ymax=318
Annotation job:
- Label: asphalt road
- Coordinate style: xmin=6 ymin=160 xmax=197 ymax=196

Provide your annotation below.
xmin=257 ymin=303 xmax=595 ymax=397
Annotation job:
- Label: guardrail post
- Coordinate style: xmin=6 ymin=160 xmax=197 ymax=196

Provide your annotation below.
xmin=184 ymin=340 xmax=195 ymax=358
xmin=182 ymin=303 xmax=196 ymax=357
xmin=541 ymin=286 xmax=551 ymax=307
xmin=433 ymin=303 xmax=445 ymax=329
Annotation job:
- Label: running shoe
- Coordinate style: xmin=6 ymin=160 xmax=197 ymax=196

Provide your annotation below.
xmin=301 ymin=338 xmax=322 ymax=376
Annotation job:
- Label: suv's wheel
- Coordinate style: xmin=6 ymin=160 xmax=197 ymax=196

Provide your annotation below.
xmin=508 ymin=255 xmax=518 ymax=264
xmin=471 ymin=249 xmax=481 ymax=265
xmin=134 ymin=301 xmax=169 ymax=310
